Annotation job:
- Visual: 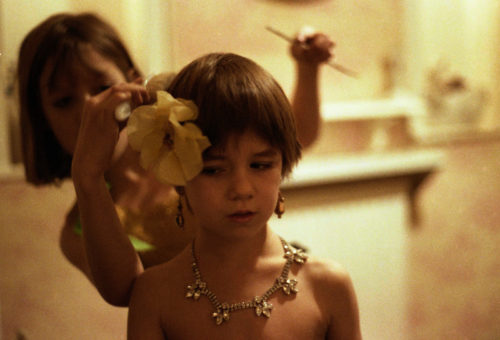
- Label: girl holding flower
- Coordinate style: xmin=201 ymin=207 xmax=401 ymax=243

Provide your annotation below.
xmin=18 ymin=12 xmax=335 ymax=307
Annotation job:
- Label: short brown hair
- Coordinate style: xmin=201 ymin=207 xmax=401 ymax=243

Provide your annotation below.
xmin=18 ymin=12 xmax=139 ymax=185
xmin=167 ymin=53 xmax=301 ymax=177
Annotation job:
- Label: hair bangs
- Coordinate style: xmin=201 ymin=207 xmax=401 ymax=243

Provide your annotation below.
xmin=167 ymin=53 xmax=301 ymax=176
xmin=195 ymin=79 xmax=283 ymax=148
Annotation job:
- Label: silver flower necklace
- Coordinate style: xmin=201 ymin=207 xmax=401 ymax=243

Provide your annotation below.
xmin=185 ymin=238 xmax=308 ymax=325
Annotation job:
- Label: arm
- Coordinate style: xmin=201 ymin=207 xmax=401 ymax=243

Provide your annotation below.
xmin=72 ymin=83 xmax=149 ymax=306
xmin=290 ymin=31 xmax=335 ymax=148
xmin=128 ymin=271 xmax=165 ymax=340
xmin=59 ymin=202 xmax=93 ymax=280
xmin=73 ymin=174 xmax=142 ymax=306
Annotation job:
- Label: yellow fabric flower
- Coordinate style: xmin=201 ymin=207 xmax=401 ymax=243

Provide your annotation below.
xmin=127 ymin=91 xmax=211 ymax=186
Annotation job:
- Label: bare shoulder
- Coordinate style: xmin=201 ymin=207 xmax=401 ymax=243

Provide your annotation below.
xmin=129 ymin=255 xmax=179 ymax=309
xmin=132 ymin=247 xmax=190 ymax=295
xmin=301 ymin=256 xmax=362 ymax=340
xmin=301 ymin=256 xmax=358 ymax=311
xmin=302 ymin=256 xmax=353 ymax=289
xmin=128 ymin=248 xmax=192 ymax=339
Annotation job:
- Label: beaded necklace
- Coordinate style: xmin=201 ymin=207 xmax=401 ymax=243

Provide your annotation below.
xmin=185 ymin=238 xmax=308 ymax=325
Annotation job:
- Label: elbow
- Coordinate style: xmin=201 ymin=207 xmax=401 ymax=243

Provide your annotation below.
xmin=299 ymin=137 xmax=313 ymax=149
xmin=298 ymin=132 xmax=318 ymax=149
xmin=92 ymin=264 xmax=143 ymax=307
xmin=296 ymin=119 xmax=320 ymax=149
xmin=98 ymin=286 xmax=133 ymax=307
xmin=59 ymin=225 xmax=138 ymax=307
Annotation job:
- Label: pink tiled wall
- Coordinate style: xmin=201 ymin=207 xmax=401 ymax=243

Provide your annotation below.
xmin=0 ymin=180 xmax=127 ymax=340
xmin=409 ymin=137 xmax=500 ymax=339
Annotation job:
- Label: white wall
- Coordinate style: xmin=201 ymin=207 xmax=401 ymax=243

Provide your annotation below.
xmin=272 ymin=178 xmax=411 ymax=339
xmin=400 ymin=0 xmax=500 ymax=129
xmin=1 ymin=1 xmax=76 ymax=174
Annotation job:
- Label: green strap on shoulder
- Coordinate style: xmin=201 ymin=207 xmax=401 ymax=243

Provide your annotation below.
xmin=73 ymin=182 xmax=155 ymax=251
xmin=73 ymin=217 xmax=154 ymax=251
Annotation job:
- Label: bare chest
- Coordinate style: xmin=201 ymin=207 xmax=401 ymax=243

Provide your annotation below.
xmin=161 ymin=287 xmax=328 ymax=340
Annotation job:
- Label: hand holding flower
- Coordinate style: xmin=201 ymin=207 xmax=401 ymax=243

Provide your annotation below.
xmin=127 ymin=91 xmax=211 ymax=186
xmin=72 ymin=82 xmax=150 ymax=184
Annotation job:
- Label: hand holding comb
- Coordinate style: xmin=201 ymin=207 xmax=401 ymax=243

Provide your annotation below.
xmin=265 ymin=26 xmax=358 ymax=78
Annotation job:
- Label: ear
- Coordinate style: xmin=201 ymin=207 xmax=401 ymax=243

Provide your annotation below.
xmin=175 ymin=186 xmax=193 ymax=212
xmin=126 ymin=68 xmax=141 ymax=82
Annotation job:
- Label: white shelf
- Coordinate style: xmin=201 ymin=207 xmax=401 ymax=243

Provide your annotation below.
xmin=282 ymin=148 xmax=444 ymax=189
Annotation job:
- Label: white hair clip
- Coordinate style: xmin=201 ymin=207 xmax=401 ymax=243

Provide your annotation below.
xmin=114 ymin=73 xmax=176 ymax=122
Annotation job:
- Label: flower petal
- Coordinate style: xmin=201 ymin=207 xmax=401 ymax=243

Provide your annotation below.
xmin=126 ymin=90 xmax=210 ymax=186
xmin=177 ymin=123 xmax=211 ymax=151
xmin=181 ymin=122 xmax=206 ymax=139
xmin=138 ymin=131 xmax=165 ymax=169
xmin=127 ymin=106 xmax=156 ymax=149
xmin=174 ymin=135 xmax=209 ymax=181
xmin=154 ymin=150 xmax=186 ymax=185
xmin=156 ymin=91 xmax=197 ymax=122
xmin=172 ymin=99 xmax=198 ymax=121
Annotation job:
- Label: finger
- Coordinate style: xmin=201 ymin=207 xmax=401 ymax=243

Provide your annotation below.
xmin=113 ymin=83 xmax=149 ymax=104
xmin=109 ymin=86 xmax=133 ymax=105
xmin=312 ymin=34 xmax=331 ymax=49
xmin=132 ymin=76 xmax=144 ymax=85
xmin=88 ymin=86 xmax=130 ymax=114
xmin=100 ymin=86 xmax=133 ymax=122
xmin=131 ymin=88 xmax=149 ymax=107
xmin=297 ymin=25 xmax=316 ymax=42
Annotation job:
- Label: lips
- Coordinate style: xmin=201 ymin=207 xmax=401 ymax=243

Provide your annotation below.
xmin=228 ymin=211 xmax=255 ymax=223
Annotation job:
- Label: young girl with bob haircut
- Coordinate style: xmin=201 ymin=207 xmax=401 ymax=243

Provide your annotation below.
xmin=18 ymin=12 xmax=186 ymax=306
xmin=18 ymin=12 xmax=335 ymax=307
xmin=126 ymin=53 xmax=362 ymax=340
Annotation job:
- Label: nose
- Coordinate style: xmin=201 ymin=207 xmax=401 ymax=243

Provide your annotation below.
xmin=83 ymin=91 xmax=92 ymax=101
xmin=77 ymin=92 xmax=92 ymax=120
xmin=75 ymin=85 xmax=92 ymax=112
xmin=228 ymin=168 xmax=254 ymax=201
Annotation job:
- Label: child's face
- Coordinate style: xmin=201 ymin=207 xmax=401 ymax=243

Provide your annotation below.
xmin=185 ymin=130 xmax=282 ymax=239
xmin=39 ymin=47 xmax=129 ymax=156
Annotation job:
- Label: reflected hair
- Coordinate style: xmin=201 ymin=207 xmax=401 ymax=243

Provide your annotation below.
xmin=167 ymin=53 xmax=301 ymax=177
xmin=17 ymin=12 xmax=139 ymax=185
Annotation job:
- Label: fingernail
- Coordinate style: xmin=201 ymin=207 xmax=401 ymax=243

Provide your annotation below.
xmin=115 ymin=102 xmax=131 ymax=121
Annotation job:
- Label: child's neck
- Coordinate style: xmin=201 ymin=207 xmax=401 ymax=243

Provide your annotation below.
xmin=194 ymin=230 xmax=283 ymax=271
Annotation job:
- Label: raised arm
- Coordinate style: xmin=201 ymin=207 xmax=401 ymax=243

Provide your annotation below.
xmin=72 ymin=83 xmax=148 ymax=306
xmin=290 ymin=30 xmax=335 ymax=148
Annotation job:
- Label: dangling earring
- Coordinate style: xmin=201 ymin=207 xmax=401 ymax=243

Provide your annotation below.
xmin=176 ymin=189 xmax=185 ymax=229
xmin=274 ymin=192 xmax=285 ymax=218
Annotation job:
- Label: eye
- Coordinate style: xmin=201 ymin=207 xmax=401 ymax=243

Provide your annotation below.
xmin=201 ymin=166 xmax=224 ymax=175
xmin=92 ymin=78 xmax=116 ymax=95
xmin=94 ymin=84 xmax=112 ymax=95
xmin=52 ymin=96 xmax=73 ymax=108
xmin=251 ymin=162 xmax=273 ymax=170
xmin=98 ymin=85 xmax=111 ymax=93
